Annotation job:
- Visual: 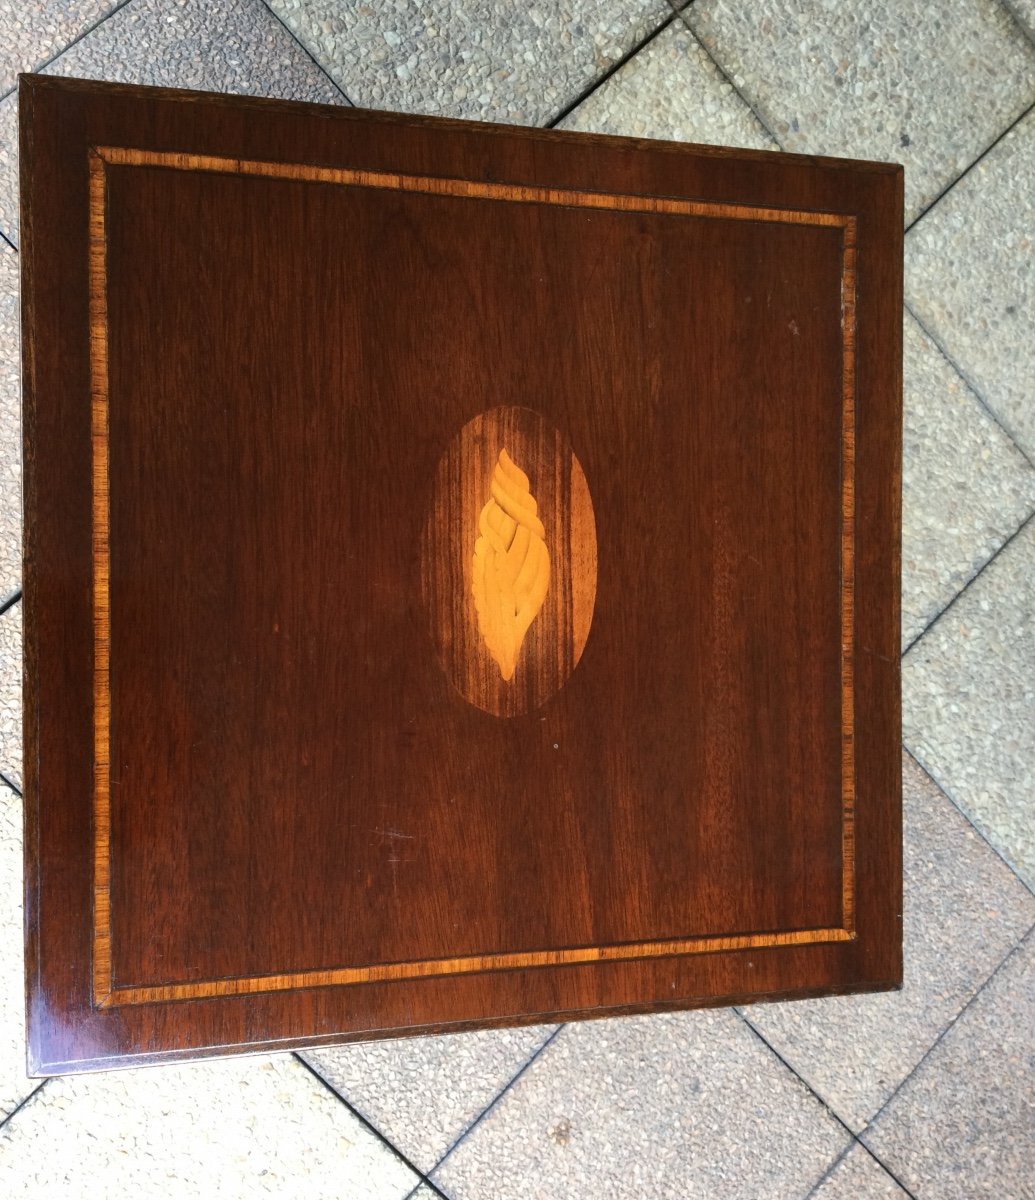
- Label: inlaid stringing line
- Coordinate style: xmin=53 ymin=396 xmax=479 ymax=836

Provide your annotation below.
xmin=89 ymin=147 xmax=858 ymax=1007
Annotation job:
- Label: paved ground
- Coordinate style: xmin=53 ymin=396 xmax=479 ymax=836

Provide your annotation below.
xmin=0 ymin=2 xmax=1033 ymax=1197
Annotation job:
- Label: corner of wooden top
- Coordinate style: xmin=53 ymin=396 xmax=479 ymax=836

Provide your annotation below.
xmin=17 ymin=73 xmax=55 ymax=98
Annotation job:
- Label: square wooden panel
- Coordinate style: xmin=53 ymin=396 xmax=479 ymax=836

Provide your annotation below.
xmin=20 ymin=76 xmax=902 ymax=1074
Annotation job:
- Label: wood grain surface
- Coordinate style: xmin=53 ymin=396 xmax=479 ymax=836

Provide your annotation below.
xmin=20 ymin=75 xmax=903 ymax=1074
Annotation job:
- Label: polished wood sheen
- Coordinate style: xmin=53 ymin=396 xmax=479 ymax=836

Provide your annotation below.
xmin=20 ymin=75 xmax=903 ymax=1074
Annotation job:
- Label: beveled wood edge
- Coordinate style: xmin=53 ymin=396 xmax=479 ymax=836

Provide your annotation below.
xmin=20 ymin=73 xmax=905 ymax=179
xmin=87 ymin=146 xmax=859 ymax=1009
xmin=841 ymin=215 xmax=857 ymax=934
xmin=33 ymin=974 xmax=902 ymax=1076
xmin=18 ymin=80 xmax=44 ymax=1073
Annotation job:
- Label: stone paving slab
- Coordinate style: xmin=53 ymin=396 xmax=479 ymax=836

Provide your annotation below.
xmin=0 ymin=1055 xmax=419 ymax=1199
xmin=303 ymin=1024 xmax=556 ymax=1173
xmin=0 ymin=781 xmax=34 ymax=1122
xmin=864 ymin=931 xmax=1035 ymax=1199
xmin=433 ymin=1009 xmax=849 ymax=1199
xmin=901 ymin=311 xmax=1035 ymax=648
xmin=0 ymin=600 xmax=20 ymax=791
xmin=906 ymin=109 xmax=1035 ymax=459
xmin=0 ymin=0 xmax=347 ymax=247
xmin=558 ymin=20 xmax=773 ymax=148
xmin=744 ymin=752 xmax=1035 ymax=1132
xmin=811 ymin=1143 xmax=910 ymax=1199
xmin=0 ymin=0 xmax=124 ymax=98
xmin=0 ymin=241 xmax=19 ymax=602
xmin=904 ymin=518 xmax=1035 ymax=887
xmin=268 ymin=0 xmax=672 ymax=125
xmin=684 ymin=0 xmax=1035 ymax=223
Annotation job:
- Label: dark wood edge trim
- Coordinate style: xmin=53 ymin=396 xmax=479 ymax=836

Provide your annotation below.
xmin=20 ymin=73 xmax=904 ymax=178
xmin=18 ymin=74 xmax=43 ymax=1072
xmin=88 ymin=148 xmax=859 ymax=1007
xmin=36 ymin=975 xmax=902 ymax=1076
xmin=841 ymin=216 xmax=857 ymax=934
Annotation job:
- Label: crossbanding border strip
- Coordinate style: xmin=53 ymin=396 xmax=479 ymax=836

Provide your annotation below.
xmin=89 ymin=147 xmax=857 ymax=1007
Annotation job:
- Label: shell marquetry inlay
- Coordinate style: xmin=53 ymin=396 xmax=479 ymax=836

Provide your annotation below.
xmin=421 ymin=406 xmax=597 ymax=717
xmin=472 ymin=448 xmax=551 ymax=681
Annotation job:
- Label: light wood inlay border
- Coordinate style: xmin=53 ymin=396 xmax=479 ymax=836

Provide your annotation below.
xmin=101 ymin=929 xmax=856 ymax=1007
xmin=89 ymin=150 xmax=114 ymax=1010
xmin=89 ymin=146 xmax=858 ymax=1007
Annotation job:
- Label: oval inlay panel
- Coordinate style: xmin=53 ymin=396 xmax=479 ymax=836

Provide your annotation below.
xmin=421 ymin=406 xmax=597 ymax=717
